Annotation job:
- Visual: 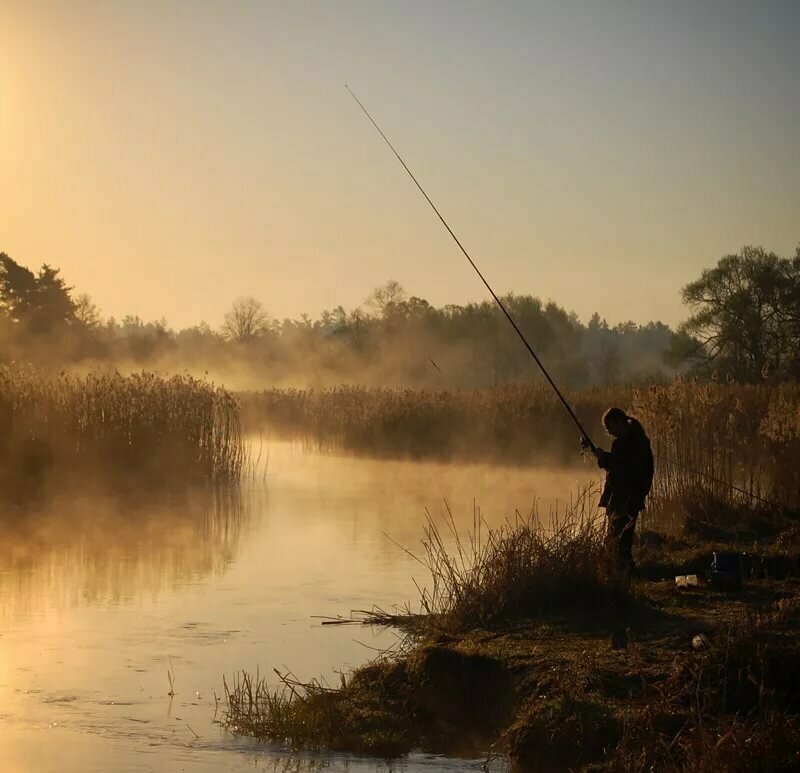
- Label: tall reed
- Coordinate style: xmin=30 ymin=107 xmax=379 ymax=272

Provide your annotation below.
xmin=242 ymin=384 xmax=626 ymax=465
xmin=633 ymin=381 xmax=800 ymax=512
xmin=0 ymin=366 xmax=244 ymax=495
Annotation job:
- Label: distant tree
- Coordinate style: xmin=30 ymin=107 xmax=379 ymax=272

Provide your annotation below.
xmin=587 ymin=312 xmax=609 ymax=334
xmin=392 ymin=296 xmax=434 ymax=320
xmin=366 ymin=280 xmax=406 ymax=317
xmin=112 ymin=315 xmax=171 ymax=361
xmin=325 ymin=305 xmax=370 ymax=350
xmin=177 ymin=321 xmax=217 ymax=341
xmin=674 ymin=245 xmax=800 ymax=381
xmin=73 ymin=293 xmax=102 ymax=329
xmin=34 ymin=265 xmax=77 ymax=329
xmin=0 ymin=253 xmax=38 ymax=319
xmin=222 ymin=297 xmax=269 ymax=343
xmin=596 ymin=341 xmax=623 ymax=385
xmin=663 ymin=329 xmax=704 ymax=371
xmin=0 ymin=253 xmax=77 ymax=334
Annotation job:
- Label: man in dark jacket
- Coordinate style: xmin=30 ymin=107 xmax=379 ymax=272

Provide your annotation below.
xmin=587 ymin=408 xmax=654 ymax=576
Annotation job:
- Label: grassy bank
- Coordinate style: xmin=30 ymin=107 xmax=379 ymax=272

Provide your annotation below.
xmin=223 ymin=491 xmax=800 ymax=770
xmin=0 ymin=366 xmax=244 ymax=499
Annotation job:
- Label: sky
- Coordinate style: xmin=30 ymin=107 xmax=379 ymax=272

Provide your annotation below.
xmin=2 ymin=0 xmax=798 ymax=330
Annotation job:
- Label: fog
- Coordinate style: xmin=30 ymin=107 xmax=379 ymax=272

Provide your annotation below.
xmin=0 ymin=252 xmax=675 ymax=393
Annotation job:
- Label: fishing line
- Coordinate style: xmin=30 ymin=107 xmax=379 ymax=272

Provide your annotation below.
xmin=661 ymin=455 xmax=783 ymax=511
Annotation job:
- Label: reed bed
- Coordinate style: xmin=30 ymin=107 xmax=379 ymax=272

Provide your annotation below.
xmin=633 ymin=381 xmax=800 ymax=516
xmin=242 ymin=383 xmax=626 ymax=465
xmin=245 ymin=382 xmax=800 ymax=515
xmin=0 ymin=366 xmax=244 ymax=495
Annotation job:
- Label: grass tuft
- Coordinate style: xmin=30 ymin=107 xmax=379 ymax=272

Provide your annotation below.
xmin=410 ymin=485 xmax=622 ymax=633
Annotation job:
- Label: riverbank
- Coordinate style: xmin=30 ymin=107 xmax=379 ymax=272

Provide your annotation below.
xmin=224 ymin=501 xmax=800 ymax=771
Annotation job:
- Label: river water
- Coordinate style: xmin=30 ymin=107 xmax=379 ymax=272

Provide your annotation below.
xmin=0 ymin=442 xmax=596 ymax=772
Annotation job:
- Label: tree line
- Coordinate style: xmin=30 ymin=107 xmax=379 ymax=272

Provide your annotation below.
xmin=0 ymin=244 xmax=797 ymax=388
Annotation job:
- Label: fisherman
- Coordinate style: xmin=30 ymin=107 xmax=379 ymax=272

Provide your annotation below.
xmin=582 ymin=408 xmax=654 ymax=578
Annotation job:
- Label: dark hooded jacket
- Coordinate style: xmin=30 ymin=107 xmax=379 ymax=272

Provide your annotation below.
xmin=597 ymin=418 xmax=654 ymax=512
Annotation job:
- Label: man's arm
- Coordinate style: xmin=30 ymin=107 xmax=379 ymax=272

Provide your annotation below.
xmin=594 ymin=436 xmax=635 ymax=471
xmin=592 ymin=446 xmax=614 ymax=470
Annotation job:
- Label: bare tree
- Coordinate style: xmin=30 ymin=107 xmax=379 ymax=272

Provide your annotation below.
xmin=365 ymin=279 xmax=406 ymax=317
xmin=222 ymin=297 xmax=269 ymax=343
xmin=74 ymin=293 xmax=101 ymax=329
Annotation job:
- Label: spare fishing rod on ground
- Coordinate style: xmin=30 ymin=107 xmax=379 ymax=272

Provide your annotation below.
xmin=345 ymin=85 xmax=597 ymax=452
xmin=660 ymin=455 xmax=786 ymax=512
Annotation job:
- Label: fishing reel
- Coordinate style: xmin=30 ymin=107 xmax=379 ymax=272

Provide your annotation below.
xmin=579 ymin=435 xmax=598 ymax=460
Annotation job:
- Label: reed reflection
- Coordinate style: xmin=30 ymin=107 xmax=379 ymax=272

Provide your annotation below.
xmin=0 ymin=485 xmax=248 ymax=619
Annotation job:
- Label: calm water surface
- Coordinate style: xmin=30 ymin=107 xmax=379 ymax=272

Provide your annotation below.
xmin=0 ymin=443 xmax=596 ymax=772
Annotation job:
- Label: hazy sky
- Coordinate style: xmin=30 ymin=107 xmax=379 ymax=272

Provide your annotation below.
xmin=2 ymin=1 xmax=798 ymax=329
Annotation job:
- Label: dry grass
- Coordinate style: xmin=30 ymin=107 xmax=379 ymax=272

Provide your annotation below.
xmin=319 ymin=487 xmax=621 ymax=632
xmin=223 ymin=663 xmax=417 ymax=756
xmin=0 ymin=365 xmax=244 ymax=496
xmin=602 ymin=598 xmax=800 ymax=773
xmin=634 ymin=381 xmax=800 ymax=515
xmin=408 ymin=484 xmax=622 ymax=633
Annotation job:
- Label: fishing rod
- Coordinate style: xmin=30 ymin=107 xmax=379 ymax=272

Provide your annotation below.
xmin=661 ymin=455 xmax=784 ymax=512
xmin=345 ymin=85 xmax=596 ymax=451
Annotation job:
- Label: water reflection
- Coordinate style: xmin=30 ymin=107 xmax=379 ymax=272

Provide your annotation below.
xmin=0 ymin=486 xmax=248 ymax=620
xmin=249 ymin=753 xmax=503 ymax=772
xmin=0 ymin=443 xmax=588 ymax=772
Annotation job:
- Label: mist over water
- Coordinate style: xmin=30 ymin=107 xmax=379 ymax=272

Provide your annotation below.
xmin=0 ymin=442 xmax=596 ymax=772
